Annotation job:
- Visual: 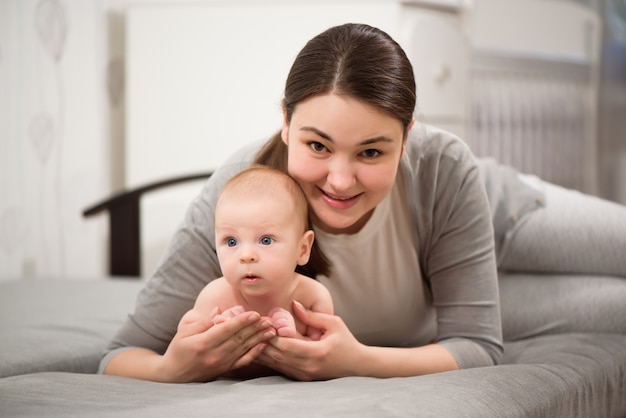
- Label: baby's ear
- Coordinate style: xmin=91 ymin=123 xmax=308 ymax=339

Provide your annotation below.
xmin=297 ymin=230 xmax=315 ymax=266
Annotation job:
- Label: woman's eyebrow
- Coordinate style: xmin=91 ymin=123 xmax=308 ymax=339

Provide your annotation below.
xmin=301 ymin=126 xmax=332 ymax=141
xmin=300 ymin=126 xmax=396 ymax=145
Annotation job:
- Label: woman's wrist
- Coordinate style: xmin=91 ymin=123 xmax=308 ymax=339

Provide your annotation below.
xmin=335 ymin=341 xmax=374 ymax=378
xmin=352 ymin=343 xmax=459 ymax=378
xmin=152 ymin=351 xmax=178 ymax=382
xmin=352 ymin=344 xmax=386 ymax=377
xmin=105 ymin=348 xmax=178 ymax=383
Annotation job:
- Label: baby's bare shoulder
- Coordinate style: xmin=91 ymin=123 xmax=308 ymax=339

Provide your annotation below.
xmin=195 ymin=277 xmax=238 ymax=308
xmin=295 ymin=274 xmax=333 ymax=313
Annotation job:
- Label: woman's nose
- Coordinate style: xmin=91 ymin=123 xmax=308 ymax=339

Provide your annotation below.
xmin=327 ymin=158 xmax=356 ymax=191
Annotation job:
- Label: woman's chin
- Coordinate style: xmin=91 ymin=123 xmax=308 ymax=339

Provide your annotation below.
xmin=313 ymin=213 xmax=367 ymax=235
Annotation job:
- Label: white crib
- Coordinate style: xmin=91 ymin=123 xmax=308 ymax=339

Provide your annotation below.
xmin=465 ymin=0 xmax=601 ymax=194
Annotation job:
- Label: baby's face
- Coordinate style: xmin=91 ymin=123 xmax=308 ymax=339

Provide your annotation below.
xmin=215 ymin=191 xmax=310 ymax=296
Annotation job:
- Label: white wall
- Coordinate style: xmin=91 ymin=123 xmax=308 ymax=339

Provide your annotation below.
xmin=0 ymin=0 xmax=467 ymax=279
xmin=127 ymin=2 xmax=396 ymax=275
xmin=0 ymin=0 xmax=114 ymax=280
xmin=125 ymin=1 xmax=473 ymax=275
xmin=1 ymin=0 xmax=622 ymax=280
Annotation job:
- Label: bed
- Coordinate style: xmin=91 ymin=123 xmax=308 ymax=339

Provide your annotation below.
xmin=2 ymin=163 xmax=626 ymax=418
xmin=2 ymin=274 xmax=626 ymax=417
xmin=4 ymin=0 xmax=622 ymax=414
xmin=3 ymin=170 xmax=626 ymax=417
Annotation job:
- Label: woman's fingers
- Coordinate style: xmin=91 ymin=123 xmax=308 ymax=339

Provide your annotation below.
xmin=292 ymin=300 xmax=334 ymax=332
xmin=177 ymin=307 xmax=218 ymax=336
xmin=207 ymin=310 xmax=275 ymax=355
xmin=256 ymin=308 xmax=363 ymax=381
xmin=232 ymin=343 xmax=268 ymax=369
xmin=163 ymin=308 xmax=277 ymax=382
xmin=217 ymin=314 xmax=276 ymax=372
xmin=214 ymin=305 xmax=246 ymax=324
xmin=256 ymin=339 xmax=320 ymax=381
xmin=175 ymin=304 xmax=351 ymax=381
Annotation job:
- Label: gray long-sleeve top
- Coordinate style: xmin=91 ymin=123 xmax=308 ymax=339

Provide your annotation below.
xmin=100 ymin=124 xmax=544 ymax=372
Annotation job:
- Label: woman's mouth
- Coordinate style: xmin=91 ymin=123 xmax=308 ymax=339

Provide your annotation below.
xmin=319 ymin=188 xmax=361 ymax=209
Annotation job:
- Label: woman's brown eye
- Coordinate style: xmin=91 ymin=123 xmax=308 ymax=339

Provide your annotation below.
xmin=362 ymin=149 xmax=381 ymax=158
xmin=309 ymin=142 xmax=326 ymax=152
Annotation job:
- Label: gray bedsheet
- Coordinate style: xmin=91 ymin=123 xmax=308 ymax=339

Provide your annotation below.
xmin=0 ymin=278 xmax=144 ymax=378
xmin=1 ymin=276 xmax=625 ymax=417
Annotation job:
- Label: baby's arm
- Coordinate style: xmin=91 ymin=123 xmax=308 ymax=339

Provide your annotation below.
xmin=302 ymin=281 xmax=334 ymax=341
xmin=269 ymin=279 xmax=334 ymax=341
xmin=178 ymin=278 xmax=231 ymax=330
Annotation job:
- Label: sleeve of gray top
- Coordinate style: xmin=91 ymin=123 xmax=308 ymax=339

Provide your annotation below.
xmin=407 ymin=127 xmax=503 ymax=368
xmin=98 ymin=142 xmax=260 ymax=372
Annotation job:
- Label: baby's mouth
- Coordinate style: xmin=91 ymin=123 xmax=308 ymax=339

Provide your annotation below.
xmin=243 ymin=274 xmax=261 ymax=284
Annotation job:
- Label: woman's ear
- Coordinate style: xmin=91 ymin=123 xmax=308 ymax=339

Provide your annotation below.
xmin=401 ymin=118 xmax=415 ymax=159
xmin=281 ymin=102 xmax=289 ymax=145
xmin=297 ymin=230 xmax=315 ymax=266
xmin=407 ymin=117 xmax=415 ymax=133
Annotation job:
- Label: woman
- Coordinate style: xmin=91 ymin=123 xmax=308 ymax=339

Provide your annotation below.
xmin=100 ymin=23 xmax=626 ymax=382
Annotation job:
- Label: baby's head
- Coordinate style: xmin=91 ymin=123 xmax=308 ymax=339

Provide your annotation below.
xmin=215 ymin=165 xmax=330 ymax=278
xmin=216 ymin=165 xmax=310 ymax=235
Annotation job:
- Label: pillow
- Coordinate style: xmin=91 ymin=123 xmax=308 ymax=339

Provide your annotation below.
xmin=499 ymin=273 xmax=626 ymax=341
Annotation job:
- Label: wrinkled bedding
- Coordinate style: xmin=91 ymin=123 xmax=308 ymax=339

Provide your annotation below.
xmin=1 ymin=276 xmax=625 ymax=418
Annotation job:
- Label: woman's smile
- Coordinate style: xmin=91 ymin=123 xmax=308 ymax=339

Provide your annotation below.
xmin=318 ymin=186 xmax=363 ymax=209
xmin=283 ymin=93 xmax=406 ymax=234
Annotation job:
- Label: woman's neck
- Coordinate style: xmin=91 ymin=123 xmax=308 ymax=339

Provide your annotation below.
xmin=312 ymin=208 xmax=375 ymax=235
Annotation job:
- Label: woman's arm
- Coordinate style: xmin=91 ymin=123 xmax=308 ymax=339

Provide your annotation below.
xmin=358 ymin=344 xmax=458 ymax=378
xmin=258 ymin=302 xmax=457 ymax=380
xmin=104 ymin=308 xmax=275 ymax=382
xmin=99 ymin=141 xmax=268 ymax=381
xmin=407 ymin=127 xmax=503 ymax=368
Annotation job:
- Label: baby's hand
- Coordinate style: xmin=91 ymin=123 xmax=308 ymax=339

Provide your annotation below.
xmin=213 ymin=305 xmax=245 ymax=324
xmin=268 ymin=307 xmax=297 ymax=338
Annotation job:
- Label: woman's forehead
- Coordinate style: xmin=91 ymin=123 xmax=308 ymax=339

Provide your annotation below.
xmin=290 ymin=94 xmax=405 ymax=141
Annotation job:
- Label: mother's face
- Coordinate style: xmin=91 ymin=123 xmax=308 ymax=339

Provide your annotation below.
xmin=282 ymin=93 xmax=410 ymax=235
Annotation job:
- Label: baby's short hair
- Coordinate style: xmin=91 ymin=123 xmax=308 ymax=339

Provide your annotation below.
xmin=219 ymin=165 xmax=309 ymax=233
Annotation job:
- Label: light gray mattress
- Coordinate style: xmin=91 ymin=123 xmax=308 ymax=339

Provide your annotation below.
xmin=1 ymin=276 xmax=625 ymax=418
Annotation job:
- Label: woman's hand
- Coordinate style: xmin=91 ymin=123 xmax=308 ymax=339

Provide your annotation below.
xmin=213 ymin=305 xmax=246 ymax=324
xmin=158 ymin=307 xmax=276 ymax=382
xmin=256 ymin=301 xmax=365 ymax=381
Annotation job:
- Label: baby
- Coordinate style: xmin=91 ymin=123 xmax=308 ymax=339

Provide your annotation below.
xmin=183 ymin=165 xmax=333 ymax=342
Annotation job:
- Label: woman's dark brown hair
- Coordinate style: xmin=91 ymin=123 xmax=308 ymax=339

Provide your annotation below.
xmin=255 ymin=23 xmax=417 ymax=278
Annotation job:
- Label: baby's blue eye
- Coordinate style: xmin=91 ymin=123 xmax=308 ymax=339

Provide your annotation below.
xmin=260 ymin=236 xmax=273 ymax=245
xmin=226 ymin=238 xmax=237 ymax=247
